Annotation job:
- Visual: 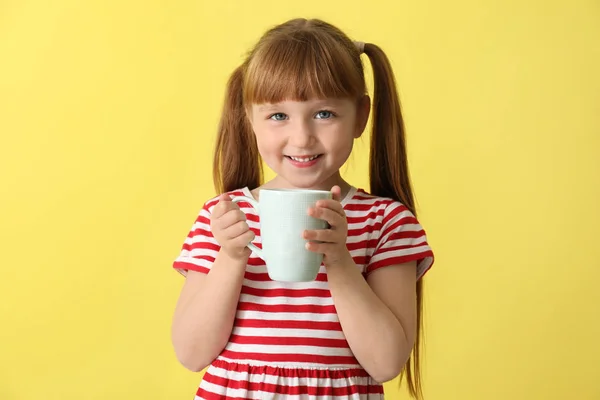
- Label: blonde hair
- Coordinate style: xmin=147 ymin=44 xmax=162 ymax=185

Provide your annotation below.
xmin=213 ymin=18 xmax=424 ymax=399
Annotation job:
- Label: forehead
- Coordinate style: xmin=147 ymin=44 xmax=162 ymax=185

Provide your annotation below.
xmin=254 ymin=98 xmax=353 ymax=112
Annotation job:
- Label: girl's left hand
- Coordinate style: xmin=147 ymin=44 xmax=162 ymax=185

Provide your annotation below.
xmin=304 ymin=185 xmax=352 ymax=267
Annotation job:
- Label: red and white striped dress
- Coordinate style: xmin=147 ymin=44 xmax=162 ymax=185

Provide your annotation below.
xmin=173 ymin=187 xmax=434 ymax=399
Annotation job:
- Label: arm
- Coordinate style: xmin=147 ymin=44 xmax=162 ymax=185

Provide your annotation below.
xmin=171 ymin=251 xmax=247 ymax=372
xmin=325 ymin=259 xmax=417 ymax=383
xmin=304 ymin=186 xmax=427 ymax=382
xmin=171 ymin=194 xmax=254 ymax=372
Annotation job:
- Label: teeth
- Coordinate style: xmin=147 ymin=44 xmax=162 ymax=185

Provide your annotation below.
xmin=290 ymin=155 xmax=319 ymax=162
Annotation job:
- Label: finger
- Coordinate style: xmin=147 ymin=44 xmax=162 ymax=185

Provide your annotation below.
xmin=223 ymin=220 xmax=251 ymax=240
xmin=308 ymin=206 xmax=345 ymax=227
xmin=212 ymin=195 xmax=233 ymax=217
xmin=303 ymin=229 xmax=339 ymax=243
xmin=305 ymin=241 xmax=341 ymax=255
xmin=316 ymin=199 xmax=345 ymax=215
xmin=222 ymin=210 xmax=249 ymax=231
xmin=217 ymin=211 xmax=247 ymax=234
xmin=330 ymin=186 xmax=342 ymax=202
xmin=213 ymin=198 xmax=241 ymax=219
xmin=217 ymin=194 xmax=234 ymax=209
xmin=231 ymin=229 xmax=255 ymax=248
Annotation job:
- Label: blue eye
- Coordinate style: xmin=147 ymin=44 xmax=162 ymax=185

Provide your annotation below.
xmin=269 ymin=113 xmax=287 ymax=121
xmin=315 ymin=110 xmax=334 ymax=119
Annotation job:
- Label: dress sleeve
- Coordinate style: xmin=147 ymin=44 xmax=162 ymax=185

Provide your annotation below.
xmin=366 ymin=200 xmax=434 ymax=280
xmin=173 ymin=201 xmax=220 ymax=276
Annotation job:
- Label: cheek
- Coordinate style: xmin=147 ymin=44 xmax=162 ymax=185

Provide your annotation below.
xmin=327 ymin=124 xmax=356 ymax=152
xmin=254 ymin=131 xmax=281 ymax=157
xmin=338 ymin=140 xmax=355 ymax=159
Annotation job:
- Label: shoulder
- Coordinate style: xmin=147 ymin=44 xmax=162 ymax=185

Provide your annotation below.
xmin=346 ymin=189 xmax=414 ymax=222
xmin=353 ymin=191 xmax=433 ymax=278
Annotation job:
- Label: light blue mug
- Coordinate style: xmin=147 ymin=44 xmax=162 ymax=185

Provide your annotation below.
xmin=230 ymin=189 xmax=332 ymax=282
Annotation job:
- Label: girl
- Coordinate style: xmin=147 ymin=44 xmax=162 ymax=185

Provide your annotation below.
xmin=172 ymin=18 xmax=434 ymax=400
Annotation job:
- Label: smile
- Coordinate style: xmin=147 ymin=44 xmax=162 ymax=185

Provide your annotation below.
xmin=285 ymin=155 xmax=322 ymax=162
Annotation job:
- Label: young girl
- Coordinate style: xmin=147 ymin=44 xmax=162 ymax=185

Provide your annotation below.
xmin=172 ymin=18 xmax=434 ymax=400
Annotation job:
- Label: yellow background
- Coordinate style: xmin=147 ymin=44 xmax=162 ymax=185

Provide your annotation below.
xmin=1 ymin=0 xmax=599 ymax=399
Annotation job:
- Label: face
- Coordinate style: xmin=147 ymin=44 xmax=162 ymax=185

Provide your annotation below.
xmin=248 ymin=97 xmax=370 ymax=191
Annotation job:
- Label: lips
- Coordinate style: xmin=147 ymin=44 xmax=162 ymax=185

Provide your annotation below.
xmin=284 ymin=154 xmax=323 ymax=168
xmin=286 ymin=155 xmax=321 ymax=162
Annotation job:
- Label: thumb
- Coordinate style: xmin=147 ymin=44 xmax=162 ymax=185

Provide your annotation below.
xmin=330 ymin=185 xmax=342 ymax=202
xmin=218 ymin=193 xmax=232 ymax=202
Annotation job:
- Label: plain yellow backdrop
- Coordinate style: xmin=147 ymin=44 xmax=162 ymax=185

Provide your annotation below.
xmin=1 ymin=0 xmax=599 ymax=399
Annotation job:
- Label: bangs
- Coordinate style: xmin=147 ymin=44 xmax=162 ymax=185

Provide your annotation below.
xmin=243 ymin=33 xmax=364 ymax=105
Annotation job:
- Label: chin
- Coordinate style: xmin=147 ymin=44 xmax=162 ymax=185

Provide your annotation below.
xmin=281 ymin=180 xmax=317 ymax=189
xmin=280 ymin=175 xmax=336 ymax=191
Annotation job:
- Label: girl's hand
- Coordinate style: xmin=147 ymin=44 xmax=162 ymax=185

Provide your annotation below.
xmin=210 ymin=194 xmax=254 ymax=261
xmin=304 ymin=185 xmax=352 ymax=267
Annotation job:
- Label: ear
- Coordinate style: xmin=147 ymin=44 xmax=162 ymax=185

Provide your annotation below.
xmin=354 ymin=95 xmax=371 ymax=139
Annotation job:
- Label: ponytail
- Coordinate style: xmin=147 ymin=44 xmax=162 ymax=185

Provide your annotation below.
xmin=213 ymin=64 xmax=263 ymax=194
xmin=363 ymin=43 xmax=424 ymax=399
xmin=363 ymin=44 xmax=415 ymax=215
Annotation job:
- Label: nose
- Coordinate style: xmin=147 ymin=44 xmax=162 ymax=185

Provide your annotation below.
xmin=287 ymin=120 xmax=315 ymax=149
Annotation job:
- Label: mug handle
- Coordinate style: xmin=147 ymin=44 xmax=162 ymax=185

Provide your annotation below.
xmin=230 ymin=195 xmax=264 ymax=260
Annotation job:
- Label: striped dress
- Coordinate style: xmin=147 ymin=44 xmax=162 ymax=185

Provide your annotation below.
xmin=173 ymin=187 xmax=434 ymax=399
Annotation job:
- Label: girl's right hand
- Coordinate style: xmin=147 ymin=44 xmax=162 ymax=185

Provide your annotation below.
xmin=210 ymin=194 xmax=254 ymax=261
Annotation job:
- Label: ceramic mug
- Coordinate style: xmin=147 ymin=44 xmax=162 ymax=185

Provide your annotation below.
xmin=231 ymin=189 xmax=332 ymax=282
